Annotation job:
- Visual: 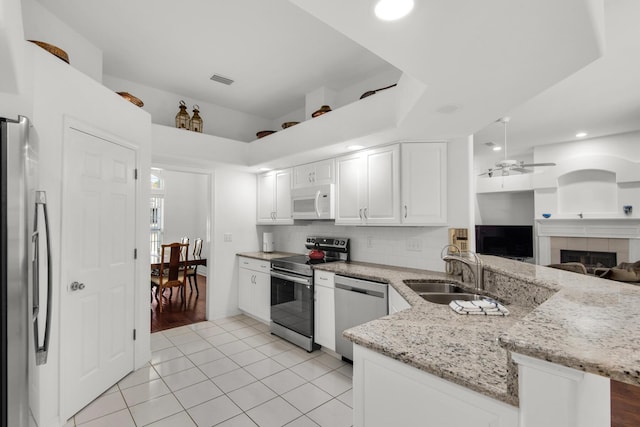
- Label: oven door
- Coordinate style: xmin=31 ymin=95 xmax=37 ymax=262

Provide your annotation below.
xmin=270 ymin=270 xmax=314 ymax=338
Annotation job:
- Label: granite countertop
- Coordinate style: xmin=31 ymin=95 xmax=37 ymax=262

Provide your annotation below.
xmin=486 ymin=256 xmax=640 ymax=387
xmin=236 ymin=251 xmax=300 ymax=261
xmin=313 ymin=261 xmax=528 ymax=405
xmin=313 ymin=257 xmax=640 ymax=406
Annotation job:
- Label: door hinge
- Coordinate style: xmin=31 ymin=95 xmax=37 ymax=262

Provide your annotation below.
xmin=134 ymin=248 xmax=137 ymax=259
xmin=134 ymin=168 xmax=138 ymax=180
xmin=133 ymin=329 xmax=137 ymax=341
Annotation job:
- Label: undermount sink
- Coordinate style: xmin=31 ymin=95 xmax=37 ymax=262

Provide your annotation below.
xmin=403 ymin=280 xmax=466 ymax=294
xmin=419 ymin=293 xmax=487 ymax=305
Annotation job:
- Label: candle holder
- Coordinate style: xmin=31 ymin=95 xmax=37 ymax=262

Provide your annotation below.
xmin=175 ymin=100 xmax=190 ymax=129
xmin=190 ymin=105 xmax=203 ymax=133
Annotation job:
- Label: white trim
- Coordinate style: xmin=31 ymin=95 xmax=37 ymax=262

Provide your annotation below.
xmin=512 ymin=353 xmax=584 ymax=381
xmin=536 ymin=218 xmax=640 ymax=239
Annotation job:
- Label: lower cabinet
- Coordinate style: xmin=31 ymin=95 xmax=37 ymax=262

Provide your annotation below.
xmin=314 ymin=270 xmax=335 ymax=350
xmin=238 ymin=256 xmax=271 ymax=323
xmin=353 ymin=345 xmax=518 ymax=427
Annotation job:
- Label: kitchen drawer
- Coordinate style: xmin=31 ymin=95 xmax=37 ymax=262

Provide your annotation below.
xmin=314 ymin=270 xmax=335 ymax=288
xmin=238 ymin=256 xmax=270 ymax=273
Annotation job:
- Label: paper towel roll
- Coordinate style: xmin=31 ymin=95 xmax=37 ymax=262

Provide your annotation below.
xmin=262 ymin=232 xmax=274 ymax=253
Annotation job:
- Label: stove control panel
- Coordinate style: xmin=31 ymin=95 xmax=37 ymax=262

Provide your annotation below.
xmin=305 ymin=236 xmax=349 ymax=252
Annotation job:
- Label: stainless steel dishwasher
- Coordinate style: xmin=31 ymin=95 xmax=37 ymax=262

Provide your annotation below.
xmin=334 ymin=275 xmax=388 ymax=362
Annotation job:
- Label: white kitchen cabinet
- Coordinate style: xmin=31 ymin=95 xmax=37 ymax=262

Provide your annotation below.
xmin=353 ymin=345 xmax=518 ymax=427
xmin=388 ymin=286 xmax=411 ymax=314
xmin=314 ymin=270 xmax=335 ymax=350
xmin=400 ymin=142 xmax=447 ymax=225
xmin=293 ymin=158 xmax=335 ymax=188
xmin=257 ymin=169 xmax=293 ymax=225
xmin=335 ymin=145 xmax=400 ymax=225
xmin=238 ymin=257 xmax=271 ymax=322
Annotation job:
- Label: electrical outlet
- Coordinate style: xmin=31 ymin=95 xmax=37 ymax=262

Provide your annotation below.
xmin=223 ymin=233 xmax=232 ymax=242
xmin=406 ymin=238 xmax=423 ymax=252
xmin=367 ymin=236 xmax=374 ymax=248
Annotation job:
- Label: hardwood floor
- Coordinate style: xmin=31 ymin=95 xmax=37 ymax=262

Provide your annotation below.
xmin=150 ymin=274 xmax=207 ymax=333
xmin=612 ymin=379 xmax=640 ymax=427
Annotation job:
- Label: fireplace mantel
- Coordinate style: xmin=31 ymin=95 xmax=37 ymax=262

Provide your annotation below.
xmin=536 ymin=218 xmax=640 ymax=239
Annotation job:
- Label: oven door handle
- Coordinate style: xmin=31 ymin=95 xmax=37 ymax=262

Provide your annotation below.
xmin=271 ymin=271 xmax=312 ymax=286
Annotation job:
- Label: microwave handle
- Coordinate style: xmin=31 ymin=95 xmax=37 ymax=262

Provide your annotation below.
xmin=314 ymin=190 xmax=321 ymax=218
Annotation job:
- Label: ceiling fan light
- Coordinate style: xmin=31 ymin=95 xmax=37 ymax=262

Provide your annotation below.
xmin=492 ymin=146 xmax=502 ymax=151
xmin=374 ymin=0 xmax=414 ymax=21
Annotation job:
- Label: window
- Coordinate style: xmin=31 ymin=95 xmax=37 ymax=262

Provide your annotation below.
xmin=150 ymin=171 xmax=165 ymax=256
xmin=150 ymin=197 xmax=164 ymax=255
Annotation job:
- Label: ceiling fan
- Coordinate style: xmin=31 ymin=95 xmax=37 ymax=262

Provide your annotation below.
xmin=479 ymin=117 xmax=556 ymax=177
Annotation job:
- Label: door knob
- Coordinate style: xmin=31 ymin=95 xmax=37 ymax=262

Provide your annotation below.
xmin=70 ymin=281 xmax=85 ymax=291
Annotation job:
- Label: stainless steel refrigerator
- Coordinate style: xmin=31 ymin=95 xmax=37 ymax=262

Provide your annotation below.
xmin=1 ymin=116 xmax=52 ymax=427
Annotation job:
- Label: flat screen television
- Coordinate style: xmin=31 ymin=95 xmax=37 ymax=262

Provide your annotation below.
xmin=475 ymin=225 xmax=533 ymax=259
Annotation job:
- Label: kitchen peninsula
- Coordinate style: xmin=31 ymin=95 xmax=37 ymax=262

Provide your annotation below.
xmin=313 ymin=255 xmax=639 ymax=427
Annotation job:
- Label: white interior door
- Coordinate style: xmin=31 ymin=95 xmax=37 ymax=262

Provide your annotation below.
xmin=60 ymin=126 xmax=136 ymax=419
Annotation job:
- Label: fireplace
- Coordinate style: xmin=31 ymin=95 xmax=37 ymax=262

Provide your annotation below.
xmin=536 ymin=218 xmax=640 ymax=267
xmin=560 ymin=249 xmax=617 ymax=273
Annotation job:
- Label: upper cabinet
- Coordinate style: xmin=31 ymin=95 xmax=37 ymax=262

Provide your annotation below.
xmin=292 ymin=159 xmax=335 ymax=188
xmin=335 ymin=143 xmax=447 ymax=226
xmin=257 ymin=142 xmax=447 ymax=227
xmin=257 ymin=169 xmax=293 ymax=225
xmin=401 ymin=143 xmax=447 ymax=225
xmin=336 ymin=145 xmax=401 ymax=225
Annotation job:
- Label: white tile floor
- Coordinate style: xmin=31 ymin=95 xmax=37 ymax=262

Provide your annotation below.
xmin=64 ymin=315 xmax=353 ymax=427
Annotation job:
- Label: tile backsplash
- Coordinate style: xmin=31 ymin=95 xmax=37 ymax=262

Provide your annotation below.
xmin=258 ymin=222 xmax=449 ymax=272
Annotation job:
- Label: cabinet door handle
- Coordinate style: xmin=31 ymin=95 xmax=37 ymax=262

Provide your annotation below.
xmin=363 ymin=207 xmax=368 ymax=219
xmin=404 ymin=205 xmax=408 ymax=218
xmin=359 ymin=208 xmax=363 ymax=220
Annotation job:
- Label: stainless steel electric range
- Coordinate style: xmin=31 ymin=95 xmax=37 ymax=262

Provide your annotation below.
xmin=270 ymin=236 xmax=349 ymax=352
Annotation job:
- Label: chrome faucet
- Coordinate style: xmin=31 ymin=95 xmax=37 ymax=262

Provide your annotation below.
xmin=441 ymin=245 xmax=484 ymax=291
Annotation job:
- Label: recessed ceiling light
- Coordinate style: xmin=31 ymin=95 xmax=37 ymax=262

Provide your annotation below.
xmin=492 ymin=146 xmax=502 ymax=151
xmin=259 ymin=167 xmax=271 ymax=172
xmin=575 ymin=132 xmax=588 ymax=138
xmin=348 ymin=145 xmax=364 ymax=151
xmin=374 ymin=0 xmax=414 ymax=21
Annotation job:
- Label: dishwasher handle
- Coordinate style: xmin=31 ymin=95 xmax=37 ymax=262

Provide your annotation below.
xmin=335 ymin=275 xmax=388 ymax=299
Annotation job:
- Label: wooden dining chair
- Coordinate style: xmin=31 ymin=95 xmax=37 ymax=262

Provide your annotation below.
xmin=187 ymin=238 xmax=203 ymax=296
xmin=150 ymin=242 xmax=189 ymax=312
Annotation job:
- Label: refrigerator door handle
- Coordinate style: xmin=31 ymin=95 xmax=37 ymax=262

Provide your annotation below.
xmin=32 ymin=190 xmax=52 ymax=366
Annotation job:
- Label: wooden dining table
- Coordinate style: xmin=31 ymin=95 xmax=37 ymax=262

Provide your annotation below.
xmin=150 ymin=255 xmax=207 ymax=270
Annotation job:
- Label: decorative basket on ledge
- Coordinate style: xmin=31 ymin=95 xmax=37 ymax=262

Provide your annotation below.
xmin=28 ymin=40 xmax=69 ymax=64
xmin=116 ymin=92 xmax=144 ymax=107
xmin=256 ymin=130 xmax=277 ymax=139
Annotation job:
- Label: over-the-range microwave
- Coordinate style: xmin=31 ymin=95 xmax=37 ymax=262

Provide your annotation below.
xmin=291 ymin=184 xmax=335 ymax=220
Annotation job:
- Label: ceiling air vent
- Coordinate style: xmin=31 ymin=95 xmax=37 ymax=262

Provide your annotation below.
xmin=210 ymin=74 xmax=234 ymax=85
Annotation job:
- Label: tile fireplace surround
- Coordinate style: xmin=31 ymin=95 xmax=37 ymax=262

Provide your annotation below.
xmin=536 ymin=218 xmax=640 ymax=266
xmin=551 ymin=237 xmax=628 ymax=265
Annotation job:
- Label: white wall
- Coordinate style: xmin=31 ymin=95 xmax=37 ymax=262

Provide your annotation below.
xmin=211 ymin=168 xmax=258 ymax=319
xmin=29 ymin=43 xmax=152 ymax=427
xmin=160 ymin=169 xmax=209 ymax=259
xmin=103 ymin=74 xmax=273 ymax=143
xmin=21 ymin=0 xmax=103 ymax=83
xmin=533 ymin=131 xmax=640 ymax=218
xmin=475 ymin=192 xmax=535 ymax=225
